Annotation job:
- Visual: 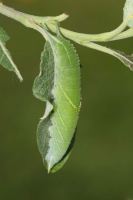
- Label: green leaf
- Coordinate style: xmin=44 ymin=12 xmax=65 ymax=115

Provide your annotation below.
xmin=123 ymin=0 xmax=133 ymax=27
xmin=33 ymin=42 xmax=54 ymax=102
xmin=0 ymin=27 xmax=9 ymax=42
xmin=0 ymin=26 xmax=23 ymax=81
xmin=33 ymin=30 xmax=81 ymax=173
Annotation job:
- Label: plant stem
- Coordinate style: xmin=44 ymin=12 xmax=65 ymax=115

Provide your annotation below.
xmin=47 ymin=20 xmax=127 ymax=43
xmin=80 ymin=41 xmax=117 ymax=57
xmin=0 ymin=3 xmax=129 ymax=43
xmin=77 ymin=42 xmax=130 ymax=69
xmin=0 ymin=3 xmax=68 ymax=28
xmin=109 ymin=28 xmax=133 ymax=41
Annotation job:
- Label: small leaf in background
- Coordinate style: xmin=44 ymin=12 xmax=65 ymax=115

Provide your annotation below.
xmin=33 ymin=29 xmax=81 ymax=173
xmin=0 ymin=26 xmax=23 ymax=81
xmin=123 ymin=0 xmax=133 ymax=27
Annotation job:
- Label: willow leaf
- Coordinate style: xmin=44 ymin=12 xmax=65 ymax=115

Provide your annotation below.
xmin=33 ymin=30 xmax=81 ymax=173
xmin=0 ymin=26 xmax=22 ymax=81
xmin=0 ymin=27 xmax=9 ymax=42
xmin=33 ymin=42 xmax=54 ymax=101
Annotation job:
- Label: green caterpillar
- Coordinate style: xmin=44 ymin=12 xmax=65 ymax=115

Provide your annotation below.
xmin=33 ymin=27 xmax=81 ymax=173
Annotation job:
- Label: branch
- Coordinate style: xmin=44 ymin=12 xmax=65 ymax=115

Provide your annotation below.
xmin=0 ymin=3 xmax=68 ymax=27
xmin=0 ymin=3 xmax=130 ymax=44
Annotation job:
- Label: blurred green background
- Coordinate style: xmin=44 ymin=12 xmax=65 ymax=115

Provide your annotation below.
xmin=0 ymin=0 xmax=133 ymax=199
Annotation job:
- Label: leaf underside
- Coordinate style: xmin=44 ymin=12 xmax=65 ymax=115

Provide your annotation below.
xmin=33 ymin=30 xmax=81 ymax=173
xmin=33 ymin=41 xmax=55 ymax=169
xmin=0 ymin=26 xmax=22 ymax=81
